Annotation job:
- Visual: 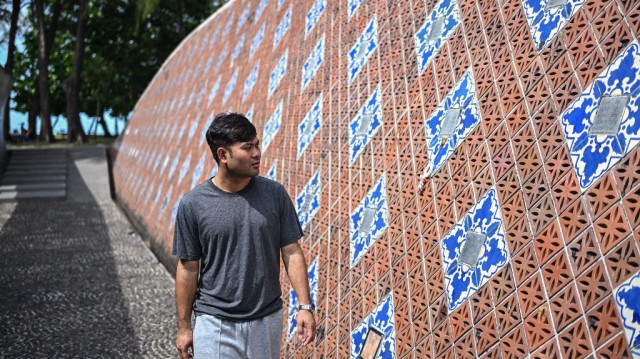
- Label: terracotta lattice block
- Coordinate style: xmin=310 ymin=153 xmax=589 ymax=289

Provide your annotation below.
xmin=432 ymin=319 xmax=453 ymax=357
xmin=552 ymin=73 xmax=581 ymax=112
xmin=495 ymin=292 xmax=521 ymax=338
xmin=490 ymin=264 xmax=516 ymax=305
xmin=614 ymin=146 xmax=640 ymax=197
xmin=558 ymin=318 xmax=593 ymax=359
xmin=596 ymin=332 xmax=633 ymax=359
xmin=528 ymin=193 xmax=556 ymax=236
xmin=549 ymin=282 xmax=583 ymax=332
xmin=450 ymin=301 xmax=472 ymax=341
xmin=512 ymin=242 xmax=539 ymax=286
xmin=414 ymin=335 xmax=435 ymax=359
xmin=586 ymin=295 xmax=624 ymax=349
xmin=496 ymin=167 xmax=520 ymax=206
xmin=623 ymin=185 xmax=640 ymax=230
xmin=505 ymin=215 xmax=532 ymax=255
xmin=396 ymin=324 xmax=414 ymax=359
xmin=575 ymin=47 xmax=607 ymax=90
xmin=531 ymin=99 xmax=558 ymax=137
xmin=533 ymin=220 xmax=563 ymax=265
xmin=541 ymin=250 xmax=573 ymax=296
xmin=500 ymin=325 xmax=528 ymax=359
xmin=474 ymin=311 xmax=499 ymax=355
xmin=505 ymin=101 xmax=528 ymax=136
xmin=501 ymin=190 xmax=527 ymax=231
xmin=567 ymin=227 xmax=601 ymax=277
xmin=454 ymin=330 xmax=476 ymax=359
xmin=471 ymin=283 xmax=494 ymax=324
xmin=550 ymin=170 xmax=581 ymax=214
xmin=491 ymin=144 xmax=516 ymax=182
xmin=558 ymin=198 xmax=590 ymax=243
xmin=519 ymin=58 xmax=545 ymax=96
xmin=586 ymin=172 xmax=621 ymax=220
xmin=524 ymin=303 xmax=554 ymax=351
xmin=518 ymin=272 xmax=545 ymax=318
xmin=604 ymin=235 xmax=640 ymax=288
xmin=629 ymin=5 xmax=640 ymax=37
xmin=601 ymin=21 xmax=633 ymax=65
xmin=429 ymin=293 xmax=448 ymax=330
xmin=530 ymin=338 xmax=561 ymax=359
xmin=577 ymin=261 xmax=612 ymax=312
xmin=413 ymin=305 xmax=431 ymax=345
xmin=594 ymin=204 xmax=631 ymax=255
xmin=544 ymin=145 xmax=573 ymax=187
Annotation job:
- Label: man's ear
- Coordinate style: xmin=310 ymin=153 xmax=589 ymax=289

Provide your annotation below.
xmin=217 ymin=147 xmax=227 ymax=162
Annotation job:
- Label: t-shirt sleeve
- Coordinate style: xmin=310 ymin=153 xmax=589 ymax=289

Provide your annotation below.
xmin=279 ymin=185 xmax=304 ymax=248
xmin=172 ymin=198 xmax=202 ymax=260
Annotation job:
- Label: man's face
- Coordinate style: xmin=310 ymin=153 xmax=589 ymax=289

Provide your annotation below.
xmin=221 ymin=137 xmax=261 ymax=178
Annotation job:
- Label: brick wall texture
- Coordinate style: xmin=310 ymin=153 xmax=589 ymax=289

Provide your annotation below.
xmin=112 ymin=0 xmax=640 ymax=357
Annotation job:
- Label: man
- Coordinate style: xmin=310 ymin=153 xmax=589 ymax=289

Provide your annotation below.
xmin=173 ymin=112 xmax=316 ymax=359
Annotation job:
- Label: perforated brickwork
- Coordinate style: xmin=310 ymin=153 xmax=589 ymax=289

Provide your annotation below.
xmin=112 ymin=0 xmax=640 ymax=357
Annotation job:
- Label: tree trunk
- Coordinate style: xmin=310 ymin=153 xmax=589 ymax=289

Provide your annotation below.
xmin=66 ymin=0 xmax=90 ymax=144
xmin=3 ymin=0 xmax=21 ymax=141
xmin=176 ymin=0 xmax=185 ymax=38
xmin=28 ymin=86 xmax=39 ymax=135
xmin=34 ymin=0 xmax=53 ymax=142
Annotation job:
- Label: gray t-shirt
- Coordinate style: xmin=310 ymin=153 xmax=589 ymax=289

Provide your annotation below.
xmin=172 ymin=176 xmax=304 ymax=320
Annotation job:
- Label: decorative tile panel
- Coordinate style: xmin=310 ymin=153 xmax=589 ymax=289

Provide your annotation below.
xmin=348 ymin=16 xmax=378 ymax=85
xmin=214 ymin=45 xmax=227 ymax=71
xmin=191 ymin=154 xmax=205 ymax=189
xmin=222 ymin=68 xmax=238 ymax=105
xmin=243 ymin=61 xmax=260 ymax=101
xmin=305 ymin=0 xmax=326 ymax=38
xmin=170 ymin=195 xmax=183 ymax=225
xmin=350 ymin=175 xmax=388 ymax=267
xmin=274 ymin=7 xmax=291 ymax=50
xmin=424 ymin=69 xmax=481 ymax=175
xmin=178 ymin=153 xmax=191 ymax=184
xmin=349 ymin=85 xmax=382 ymax=165
xmin=414 ymin=0 xmax=460 ymax=74
xmin=301 ymin=35 xmax=325 ymax=94
xmin=441 ymin=188 xmax=509 ymax=312
xmin=255 ymin=0 xmax=268 ymax=22
xmin=208 ymin=75 xmax=221 ymax=105
xmin=230 ymin=35 xmax=245 ymax=67
xmin=351 ymin=294 xmax=396 ymax=359
xmin=297 ymin=94 xmax=323 ymax=159
xmin=277 ymin=0 xmax=284 ymax=9
xmin=522 ymin=0 xmax=587 ymax=50
xmin=249 ymin=24 xmax=265 ymax=58
xmin=348 ymin=0 xmax=363 ymax=20
xmin=245 ymin=105 xmax=254 ymax=122
xmin=221 ymin=15 xmax=234 ymax=42
xmin=287 ymin=257 xmax=318 ymax=340
xmin=236 ymin=4 xmax=250 ymax=33
xmin=559 ymin=41 xmax=640 ymax=192
xmin=296 ymin=169 xmax=321 ymax=230
xmin=615 ymin=270 xmax=640 ymax=355
xmin=266 ymin=160 xmax=277 ymax=181
xmin=269 ymin=50 xmax=288 ymax=98
xmin=167 ymin=150 xmax=181 ymax=178
xmin=263 ymin=100 xmax=282 ymax=151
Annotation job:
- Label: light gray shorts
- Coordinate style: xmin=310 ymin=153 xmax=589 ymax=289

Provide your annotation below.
xmin=193 ymin=309 xmax=283 ymax=359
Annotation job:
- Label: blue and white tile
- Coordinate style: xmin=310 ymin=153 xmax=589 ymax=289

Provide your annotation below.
xmin=424 ymin=69 xmax=481 ymax=175
xmin=249 ymin=24 xmax=265 ymax=58
xmin=263 ymin=100 xmax=283 ymax=151
xmin=243 ymin=61 xmax=260 ymax=101
xmin=301 ymin=35 xmax=325 ymax=94
xmin=615 ymin=270 xmax=640 ymax=355
xmin=559 ymin=41 xmax=640 ymax=192
xmin=245 ymin=105 xmax=254 ymax=122
xmin=269 ymin=50 xmax=288 ymax=98
xmin=522 ymin=0 xmax=587 ymax=50
xmin=237 ymin=4 xmax=250 ymax=33
xmin=305 ymin=0 xmax=326 ymax=38
xmin=222 ymin=15 xmax=234 ymax=42
xmin=222 ymin=68 xmax=238 ymax=105
xmin=349 ymin=85 xmax=383 ymax=165
xmin=230 ymin=35 xmax=245 ymax=66
xmin=266 ymin=160 xmax=277 ymax=181
xmin=351 ymin=294 xmax=396 ymax=359
xmin=274 ymin=7 xmax=291 ymax=49
xmin=348 ymin=0 xmax=363 ymax=20
xmin=350 ymin=175 xmax=389 ymax=267
xmin=287 ymin=257 xmax=319 ymax=340
xmin=255 ymin=0 xmax=268 ymax=22
xmin=160 ymin=185 xmax=173 ymax=216
xmin=296 ymin=169 xmax=321 ymax=230
xmin=278 ymin=0 xmax=285 ymax=9
xmin=191 ymin=154 xmax=206 ymax=189
xmin=348 ymin=16 xmax=378 ymax=84
xmin=414 ymin=0 xmax=460 ymax=74
xmin=170 ymin=195 xmax=183 ymax=226
xmin=178 ymin=153 xmax=191 ymax=184
xmin=215 ymin=44 xmax=228 ymax=72
xmin=195 ymin=82 xmax=206 ymax=108
xmin=297 ymin=94 xmax=323 ymax=159
xmin=209 ymin=75 xmax=222 ymax=105
xmin=441 ymin=187 xmax=509 ymax=312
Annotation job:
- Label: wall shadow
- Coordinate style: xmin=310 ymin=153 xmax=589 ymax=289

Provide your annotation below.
xmin=0 ymin=153 xmax=141 ymax=357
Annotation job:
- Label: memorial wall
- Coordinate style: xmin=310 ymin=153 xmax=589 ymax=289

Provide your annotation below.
xmin=111 ymin=0 xmax=640 ymax=357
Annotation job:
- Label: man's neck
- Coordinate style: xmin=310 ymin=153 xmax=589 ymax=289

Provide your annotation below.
xmin=212 ymin=171 xmax=252 ymax=193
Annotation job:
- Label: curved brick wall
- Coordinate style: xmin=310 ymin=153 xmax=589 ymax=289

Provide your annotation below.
xmin=112 ymin=0 xmax=640 ymax=357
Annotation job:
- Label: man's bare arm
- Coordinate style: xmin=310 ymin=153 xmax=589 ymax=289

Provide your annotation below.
xmin=281 ymin=241 xmax=316 ymax=346
xmin=175 ymin=259 xmax=199 ymax=359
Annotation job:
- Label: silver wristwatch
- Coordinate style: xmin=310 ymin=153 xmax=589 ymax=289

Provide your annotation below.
xmin=297 ymin=304 xmax=315 ymax=313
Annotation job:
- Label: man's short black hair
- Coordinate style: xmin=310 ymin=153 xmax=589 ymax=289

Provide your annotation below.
xmin=205 ymin=112 xmax=257 ymax=163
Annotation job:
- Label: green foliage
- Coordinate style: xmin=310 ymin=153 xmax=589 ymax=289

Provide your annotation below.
xmin=10 ymin=0 xmax=226 ymax=121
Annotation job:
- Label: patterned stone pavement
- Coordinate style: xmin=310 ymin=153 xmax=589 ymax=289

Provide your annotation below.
xmin=0 ymin=147 xmax=176 ymax=358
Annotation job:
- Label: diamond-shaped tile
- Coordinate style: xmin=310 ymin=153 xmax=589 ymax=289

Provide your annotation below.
xmin=268 ymin=50 xmax=288 ymax=98
xmin=424 ymin=70 xmax=481 ymax=175
xmin=349 ymin=86 xmax=383 ymax=164
xmin=296 ymin=169 xmax=321 ymax=230
xmin=222 ymin=68 xmax=238 ymax=105
xmin=242 ymin=61 xmax=260 ymax=101
xmin=266 ymin=160 xmax=277 ymax=181
xmin=274 ymin=7 xmax=291 ymax=49
xmin=351 ymin=176 xmax=389 ymax=267
xmin=614 ymin=269 xmax=640 ymax=352
xmin=559 ymin=41 xmax=640 ymax=191
xmin=305 ymin=0 xmax=326 ymax=38
xmin=348 ymin=0 xmax=364 ymax=20
xmin=301 ymin=35 xmax=325 ymax=94
xmin=441 ymin=187 xmax=509 ymax=312
xmin=522 ymin=0 xmax=588 ymax=50
xmin=263 ymin=101 xmax=283 ymax=151
xmin=249 ymin=23 xmax=265 ymax=58
xmin=298 ymin=94 xmax=323 ymax=159
xmin=351 ymin=294 xmax=396 ymax=359
xmin=348 ymin=16 xmax=378 ymax=84
xmin=414 ymin=0 xmax=460 ymax=73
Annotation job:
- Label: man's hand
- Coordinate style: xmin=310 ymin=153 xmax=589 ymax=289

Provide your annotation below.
xmin=176 ymin=327 xmax=193 ymax=359
xmin=296 ymin=310 xmax=316 ymax=346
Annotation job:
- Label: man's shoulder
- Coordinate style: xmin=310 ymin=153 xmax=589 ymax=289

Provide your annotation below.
xmin=254 ymin=176 xmax=286 ymax=194
xmin=181 ymin=179 xmax=213 ymax=206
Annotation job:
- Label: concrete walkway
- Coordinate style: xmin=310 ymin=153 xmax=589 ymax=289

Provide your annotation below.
xmin=0 ymin=147 xmax=177 ymax=358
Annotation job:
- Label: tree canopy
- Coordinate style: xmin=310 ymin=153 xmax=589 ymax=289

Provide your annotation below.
xmin=4 ymin=0 xmax=226 ymax=139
